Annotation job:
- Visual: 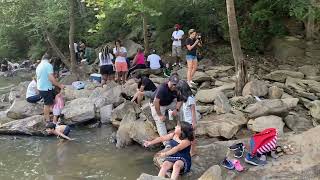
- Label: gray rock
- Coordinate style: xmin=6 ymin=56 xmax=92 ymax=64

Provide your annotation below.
xmin=8 ymin=81 xmax=29 ymax=103
xmin=264 ymin=70 xmax=304 ymax=82
xmin=60 ymin=74 xmax=78 ymax=85
xmin=196 ymin=112 xmax=247 ymax=139
xmin=198 ymin=165 xmax=222 ymax=180
xmin=248 ymin=115 xmax=284 ymax=134
xmin=244 ymin=98 xmax=299 ymax=118
xmin=137 ymin=173 xmax=168 ymax=180
xmin=268 ymin=86 xmax=283 ymax=99
xmin=177 ymin=68 xmax=212 ymax=83
xmin=298 ymin=65 xmax=319 ymax=76
xmin=229 ymin=95 xmax=256 ymax=111
xmin=242 ymin=80 xmax=268 ymax=97
xmin=63 ymin=85 xmax=92 ymax=101
xmin=197 ymin=106 xmax=214 ymax=115
xmin=213 ymin=92 xmax=231 ymax=114
xmin=0 ymin=111 xmax=14 ymax=125
xmin=100 ymin=104 xmax=113 ymax=124
xmin=196 ymin=84 xmax=235 ymax=103
xmin=7 ymin=99 xmax=43 ymax=119
xmin=284 ymin=112 xmax=313 ymax=132
xmin=62 ymin=98 xmax=95 ymax=125
xmin=102 ymin=85 xmax=124 ymax=107
xmin=308 ymin=100 xmax=320 ymax=120
xmin=150 ymin=78 xmax=166 ymax=85
xmin=285 ymin=77 xmax=320 ymax=93
xmin=0 ymin=115 xmax=46 ymax=135
xmin=111 ymin=101 xmax=141 ymax=127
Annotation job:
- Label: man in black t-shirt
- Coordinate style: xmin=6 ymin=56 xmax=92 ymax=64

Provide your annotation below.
xmin=150 ymin=74 xmax=182 ymax=146
xmin=131 ymin=74 xmax=157 ymax=106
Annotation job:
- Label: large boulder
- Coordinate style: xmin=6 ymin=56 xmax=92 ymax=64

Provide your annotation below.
xmin=242 ymin=80 xmax=268 ymax=97
xmin=116 ymin=112 xmax=158 ymax=148
xmin=8 ymin=81 xmax=30 ymax=103
xmin=111 ymin=101 xmax=141 ymax=127
xmin=268 ymin=86 xmax=283 ymax=99
xmin=196 ymin=112 xmax=248 ymax=139
xmin=197 ymin=106 xmax=214 ymax=115
xmin=198 ymin=165 xmax=222 ymax=180
xmin=0 ymin=115 xmax=46 ymax=135
xmin=244 ymin=98 xmax=299 ymax=118
xmin=247 ymin=115 xmax=285 ymax=134
xmin=177 ymin=68 xmax=212 ymax=83
xmin=213 ymin=92 xmax=231 ymax=114
xmin=229 ymin=95 xmax=256 ymax=111
xmin=137 ymin=173 xmax=168 ymax=180
xmin=63 ymin=85 xmax=92 ymax=101
xmin=196 ymin=84 xmax=235 ymax=103
xmin=298 ymin=65 xmax=319 ymax=76
xmin=60 ymin=74 xmax=78 ymax=85
xmin=62 ymin=98 xmax=95 ymax=125
xmin=264 ymin=70 xmax=304 ymax=82
xmin=286 ymin=77 xmax=320 ymax=93
xmin=308 ymin=100 xmax=320 ymax=120
xmin=7 ymin=99 xmax=43 ymax=119
xmin=102 ymin=85 xmax=125 ymax=107
xmin=284 ymin=112 xmax=314 ymax=132
xmin=0 ymin=111 xmax=14 ymax=125
xmin=123 ymin=39 xmax=143 ymax=58
xmin=100 ymin=104 xmax=113 ymax=124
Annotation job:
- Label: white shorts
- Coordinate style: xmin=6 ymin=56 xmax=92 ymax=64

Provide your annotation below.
xmin=53 ymin=108 xmax=62 ymax=116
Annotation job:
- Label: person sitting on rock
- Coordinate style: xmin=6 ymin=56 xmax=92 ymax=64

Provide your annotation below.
xmin=131 ymin=74 xmax=157 ymax=106
xmin=26 ymin=76 xmax=42 ymax=103
xmin=176 ymin=80 xmax=197 ymax=156
xmin=144 ymin=121 xmax=194 ymax=179
xmin=52 ymin=86 xmax=64 ymax=124
xmin=46 ymin=122 xmax=74 ymax=141
xmin=150 ymin=73 xmax=182 ymax=147
xmin=127 ymin=48 xmax=146 ymax=78
xmin=147 ymin=49 xmax=162 ymax=70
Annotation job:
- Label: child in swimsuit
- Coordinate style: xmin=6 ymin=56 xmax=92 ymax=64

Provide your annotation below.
xmin=46 ymin=122 xmax=74 ymax=141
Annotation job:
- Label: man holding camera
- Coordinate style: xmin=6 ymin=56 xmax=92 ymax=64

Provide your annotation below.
xmin=186 ymin=29 xmax=202 ymax=87
xmin=171 ymin=24 xmax=184 ymax=68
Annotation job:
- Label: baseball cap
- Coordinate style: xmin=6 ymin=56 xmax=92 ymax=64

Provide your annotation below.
xmin=169 ymin=74 xmax=180 ymax=85
xmin=174 ymin=24 xmax=181 ymax=29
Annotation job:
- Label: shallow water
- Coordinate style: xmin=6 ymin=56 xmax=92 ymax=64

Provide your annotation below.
xmin=0 ymin=76 xmax=29 ymax=95
xmin=0 ymin=125 xmax=157 ymax=180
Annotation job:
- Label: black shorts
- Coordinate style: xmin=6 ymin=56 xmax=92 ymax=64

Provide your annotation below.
xmin=100 ymin=65 xmax=114 ymax=75
xmin=39 ymin=90 xmax=54 ymax=105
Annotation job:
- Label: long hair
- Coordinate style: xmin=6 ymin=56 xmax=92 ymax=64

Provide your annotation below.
xmin=176 ymin=80 xmax=193 ymax=102
xmin=179 ymin=121 xmax=194 ymax=141
xmin=101 ymin=45 xmax=111 ymax=64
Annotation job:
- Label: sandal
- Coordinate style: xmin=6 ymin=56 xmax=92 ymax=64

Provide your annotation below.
xmin=232 ymin=159 xmax=244 ymax=172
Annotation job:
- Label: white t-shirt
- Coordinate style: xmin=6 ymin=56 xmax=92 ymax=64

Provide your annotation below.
xmin=147 ymin=54 xmax=161 ymax=69
xmin=99 ymin=52 xmax=114 ymax=66
xmin=26 ymin=80 xmax=38 ymax=98
xmin=113 ymin=47 xmax=127 ymax=63
xmin=182 ymin=96 xmax=196 ymax=125
xmin=69 ymin=43 xmax=78 ymax=53
xmin=172 ymin=30 xmax=184 ymax=46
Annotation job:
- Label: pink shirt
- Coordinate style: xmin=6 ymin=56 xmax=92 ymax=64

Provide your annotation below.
xmin=53 ymin=94 xmax=64 ymax=110
xmin=136 ymin=52 xmax=145 ymax=65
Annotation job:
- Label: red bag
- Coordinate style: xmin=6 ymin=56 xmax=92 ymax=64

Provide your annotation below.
xmin=249 ymin=128 xmax=278 ymax=156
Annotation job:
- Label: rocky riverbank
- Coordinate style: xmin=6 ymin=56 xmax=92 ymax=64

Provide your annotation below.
xmin=0 ymin=58 xmax=320 ymax=179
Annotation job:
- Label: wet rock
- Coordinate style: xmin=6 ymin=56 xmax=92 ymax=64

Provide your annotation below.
xmin=196 ymin=112 xmax=247 ymax=139
xmin=229 ymin=95 xmax=256 ymax=111
xmin=196 ymin=84 xmax=235 ymax=103
xmin=100 ymin=104 xmax=113 ymax=124
xmin=244 ymin=98 xmax=299 ymax=118
xmin=116 ymin=112 xmax=158 ymax=148
xmin=62 ymin=98 xmax=95 ymax=125
xmin=0 ymin=115 xmax=46 ymax=135
xmin=264 ymin=70 xmax=304 ymax=82
xmin=111 ymin=101 xmax=141 ymax=127
xmin=284 ymin=112 xmax=313 ymax=132
xmin=242 ymin=80 xmax=268 ymax=97
xmin=137 ymin=173 xmax=168 ymax=180
xmin=7 ymin=99 xmax=43 ymax=119
xmin=248 ymin=115 xmax=284 ymax=134
xmin=198 ymin=165 xmax=222 ymax=180
xmin=298 ymin=65 xmax=319 ymax=76
xmin=0 ymin=111 xmax=14 ymax=125
xmin=268 ymin=86 xmax=283 ymax=99
xmin=214 ymin=92 xmax=231 ymax=114
xmin=308 ymin=100 xmax=320 ymax=120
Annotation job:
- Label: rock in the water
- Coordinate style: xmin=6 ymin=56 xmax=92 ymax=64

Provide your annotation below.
xmin=196 ymin=84 xmax=235 ymax=103
xmin=0 ymin=115 xmax=46 ymax=135
xmin=7 ymin=99 xmax=43 ymax=119
xmin=268 ymin=86 xmax=283 ymax=99
xmin=100 ymin=104 xmax=113 ymax=124
xmin=264 ymin=70 xmax=304 ymax=82
xmin=137 ymin=173 xmax=168 ymax=180
xmin=214 ymin=92 xmax=231 ymax=114
xmin=62 ymin=98 xmax=95 ymax=125
xmin=198 ymin=165 xmax=222 ymax=180
xmin=244 ymin=98 xmax=299 ymax=118
xmin=116 ymin=112 xmax=158 ymax=148
xmin=229 ymin=95 xmax=256 ymax=111
xmin=111 ymin=101 xmax=141 ymax=126
xmin=247 ymin=115 xmax=284 ymax=134
xmin=242 ymin=80 xmax=268 ymax=97
xmin=308 ymin=100 xmax=320 ymax=120
xmin=284 ymin=112 xmax=313 ymax=132
xmin=298 ymin=65 xmax=319 ymax=76
xmin=0 ymin=111 xmax=14 ymax=125
xmin=196 ymin=112 xmax=247 ymax=139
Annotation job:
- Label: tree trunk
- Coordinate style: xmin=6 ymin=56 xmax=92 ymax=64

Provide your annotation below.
xmin=69 ymin=0 xmax=77 ymax=74
xmin=141 ymin=0 xmax=149 ymax=54
xmin=226 ymin=0 xmax=247 ymax=96
xmin=306 ymin=6 xmax=315 ymax=40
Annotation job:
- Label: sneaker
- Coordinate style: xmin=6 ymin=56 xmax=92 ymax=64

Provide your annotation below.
xmin=172 ymin=63 xmax=177 ymax=67
xmin=190 ymin=81 xmax=197 ymax=85
xmin=221 ymin=158 xmax=234 ymax=170
xmin=229 ymin=143 xmax=244 ymax=151
xmin=257 ymin=153 xmax=267 ymax=161
xmin=188 ymin=82 xmax=193 ymax=88
xmin=234 ymin=146 xmax=244 ymax=158
xmin=178 ymin=63 xmax=182 ymax=67
xmin=245 ymin=153 xmax=267 ymax=166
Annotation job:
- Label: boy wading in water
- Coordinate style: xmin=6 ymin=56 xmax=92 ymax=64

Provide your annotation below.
xmin=46 ymin=122 xmax=74 ymax=141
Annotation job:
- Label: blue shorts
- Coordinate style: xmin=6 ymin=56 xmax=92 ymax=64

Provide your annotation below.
xmin=186 ymin=55 xmax=197 ymax=61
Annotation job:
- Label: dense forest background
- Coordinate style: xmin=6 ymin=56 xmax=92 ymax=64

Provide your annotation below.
xmin=0 ymin=0 xmax=319 ymax=60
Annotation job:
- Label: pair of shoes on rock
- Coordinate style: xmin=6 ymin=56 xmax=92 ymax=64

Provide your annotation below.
xmin=229 ymin=142 xmax=245 ymax=158
xmin=245 ymin=153 xmax=267 ymax=166
xmin=221 ymin=158 xmax=244 ymax=172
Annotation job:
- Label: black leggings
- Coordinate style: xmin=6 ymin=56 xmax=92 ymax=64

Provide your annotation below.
xmin=127 ymin=64 xmax=146 ymax=78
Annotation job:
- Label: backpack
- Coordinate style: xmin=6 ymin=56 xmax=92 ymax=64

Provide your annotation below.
xmin=72 ymin=81 xmax=85 ymax=90
xmin=249 ymin=128 xmax=277 ymax=156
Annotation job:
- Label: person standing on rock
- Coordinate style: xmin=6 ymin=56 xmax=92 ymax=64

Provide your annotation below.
xmin=36 ymin=53 xmax=64 ymax=123
xmin=113 ymin=40 xmax=128 ymax=84
xmin=150 ymin=73 xmax=182 ymax=147
xmin=186 ymin=29 xmax=202 ymax=87
xmin=99 ymin=45 xmax=114 ymax=86
xmin=171 ymin=24 xmax=184 ymax=68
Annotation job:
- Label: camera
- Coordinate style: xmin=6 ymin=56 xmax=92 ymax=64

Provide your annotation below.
xmin=196 ymin=33 xmax=202 ymax=40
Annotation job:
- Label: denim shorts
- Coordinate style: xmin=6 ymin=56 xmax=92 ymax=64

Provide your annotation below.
xmin=186 ymin=55 xmax=197 ymax=61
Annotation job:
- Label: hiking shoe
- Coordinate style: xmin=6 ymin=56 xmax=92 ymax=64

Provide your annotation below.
xmin=245 ymin=153 xmax=267 ymax=166
xmin=221 ymin=158 xmax=234 ymax=170
xmin=234 ymin=146 xmax=244 ymax=158
xmin=229 ymin=143 xmax=244 ymax=151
